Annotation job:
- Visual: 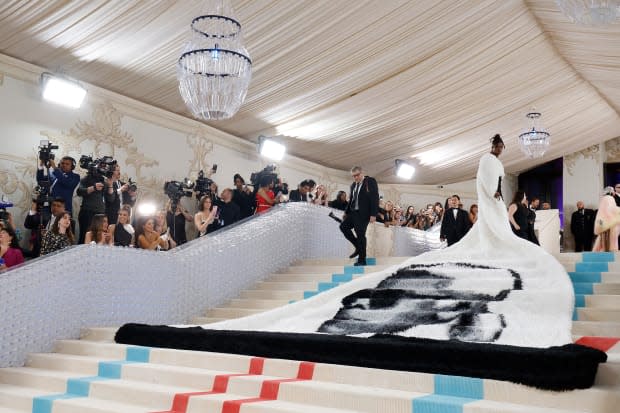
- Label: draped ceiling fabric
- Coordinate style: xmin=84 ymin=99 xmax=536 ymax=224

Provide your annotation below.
xmin=0 ymin=0 xmax=618 ymax=184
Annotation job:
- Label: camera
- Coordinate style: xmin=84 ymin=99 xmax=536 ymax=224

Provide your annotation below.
xmin=127 ymin=178 xmax=137 ymax=192
xmin=250 ymin=164 xmax=288 ymax=195
xmin=193 ymin=170 xmax=214 ymax=199
xmin=79 ymin=155 xmax=117 ymax=181
xmin=38 ymin=140 xmax=59 ymax=166
xmin=164 ymin=179 xmax=194 ymax=210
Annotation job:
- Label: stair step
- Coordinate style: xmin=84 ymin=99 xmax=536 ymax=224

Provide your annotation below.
xmin=227 ymin=298 xmax=291 ymax=309
xmin=268 ymin=273 xmax=337 ymax=282
xmin=239 ymin=289 xmax=305 ymax=300
xmin=0 ymin=367 xmax=74 ymax=392
xmin=578 ymin=308 xmax=620 ymax=322
xmin=50 ymin=396 xmax=153 ymax=413
xmin=297 ymin=257 xmax=409 ymax=266
xmin=0 ymin=383 xmax=53 ymax=411
xmin=86 ymin=378 xmax=196 ymax=410
xmin=255 ymin=281 xmax=320 ymax=291
xmin=26 ymin=353 xmax=103 ymax=375
xmin=584 ymin=295 xmax=620 ymax=309
xmin=54 ymin=340 xmax=126 ymax=359
xmin=206 ymin=307 xmax=264 ymax=319
xmin=572 ymin=321 xmax=620 ymax=337
xmin=80 ymin=327 xmax=118 ymax=342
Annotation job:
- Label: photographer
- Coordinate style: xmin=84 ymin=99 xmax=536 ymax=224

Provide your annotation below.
xmin=24 ymin=197 xmax=71 ymax=257
xmin=76 ymin=170 xmax=106 ymax=244
xmin=36 ymin=157 xmax=80 ymax=214
xmin=232 ymin=174 xmax=254 ymax=218
xmin=104 ymin=164 xmax=130 ymax=225
xmin=166 ymin=200 xmax=192 ymax=246
xmin=215 ymin=188 xmax=240 ymax=229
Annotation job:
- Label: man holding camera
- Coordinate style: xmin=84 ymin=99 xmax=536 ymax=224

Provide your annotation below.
xmin=36 ymin=157 xmax=80 ymax=214
xmin=340 ymin=166 xmax=379 ymax=266
xmin=76 ymin=170 xmax=106 ymax=244
xmin=105 ymin=164 xmax=130 ymax=225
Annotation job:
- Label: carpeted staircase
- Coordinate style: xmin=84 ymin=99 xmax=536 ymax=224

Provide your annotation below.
xmin=0 ymin=253 xmax=618 ymax=413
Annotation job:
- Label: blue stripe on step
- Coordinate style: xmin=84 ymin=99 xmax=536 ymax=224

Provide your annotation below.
xmin=303 ymin=291 xmax=318 ymax=299
xmin=32 ymin=394 xmax=82 ymax=413
xmin=572 ymin=282 xmax=594 ymax=295
xmin=344 ymin=266 xmax=365 ymax=274
xmin=435 ymin=375 xmax=483 ymax=399
xmin=318 ymin=282 xmax=339 ymax=292
xmin=32 ymin=346 xmax=151 ymax=413
xmin=575 ymin=294 xmax=586 ymax=308
xmin=582 ymin=252 xmax=615 ymax=262
xmin=126 ymin=346 xmax=151 ymax=362
xmin=575 ymin=262 xmax=608 ymax=272
xmin=366 ymin=257 xmax=377 ymax=265
xmin=332 ymin=273 xmax=353 ymax=283
xmin=412 ymin=394 xmax=478 ymax=413
xmin=569 ymin=272 xmax=601 ymax=283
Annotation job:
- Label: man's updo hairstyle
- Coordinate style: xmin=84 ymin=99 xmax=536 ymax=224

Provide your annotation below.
xmin=490 ymin=134 xmax=504 ymax=147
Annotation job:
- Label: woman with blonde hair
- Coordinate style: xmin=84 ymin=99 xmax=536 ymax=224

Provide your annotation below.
xmin=108 ymin=206 xmax=134 ymax=247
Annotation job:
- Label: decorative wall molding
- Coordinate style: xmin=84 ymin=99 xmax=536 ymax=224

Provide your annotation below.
xmin=605 ymin=137 xmax=620 ymax=163
xmin=564 ymin=144 xmax=600 ymax=176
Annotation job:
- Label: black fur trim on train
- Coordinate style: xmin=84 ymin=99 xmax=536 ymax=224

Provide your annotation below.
xmin=115 ymin=323 xmax=606 ymax=391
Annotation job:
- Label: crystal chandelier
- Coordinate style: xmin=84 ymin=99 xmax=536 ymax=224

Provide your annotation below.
xmin=177 ymin=0 xmax=252 ymax=120
xmin=518 ymin=110 xmax=550 ymax=159
xmin=556 ymin=0 xmax=620 ymax=25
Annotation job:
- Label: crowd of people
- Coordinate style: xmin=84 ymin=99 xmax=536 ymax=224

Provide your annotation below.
xmin=0 ymin=145 xmax=604 ymax=272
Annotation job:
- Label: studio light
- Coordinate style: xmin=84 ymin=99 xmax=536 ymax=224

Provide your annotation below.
xmin=40 ymin=73 xmax=86 ymax=109
xmin=258 ymin=135 xmax=285 ymax=161
xmin=136 ymin=202 xmax=157 ymax=216
xmin=395 ymin=159 xmax=415 ymax=180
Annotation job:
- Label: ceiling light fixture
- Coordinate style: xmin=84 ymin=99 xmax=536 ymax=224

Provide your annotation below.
xmin=556 ymin=0 xmax=620 ymax=25
xmin=258 ymin=135 xmax=285 ymax=161
xmin=40 ymin=73 xmax=86 ymax=109
xmin=518 ymin=109 xmax=551 ymax=159
xmin=395 ymin=159 xmax=415 ymax=179
xmin=177 ymin=0 xmax=252 ymax=121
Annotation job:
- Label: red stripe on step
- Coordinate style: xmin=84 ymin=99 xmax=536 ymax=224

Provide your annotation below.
xmin=576 ymin=336 xmax=620 ymax=352
xmin=150 ymin=357 xmax=266 ymax=413
xmin=221 ymin=362 xmax=315 ymax=413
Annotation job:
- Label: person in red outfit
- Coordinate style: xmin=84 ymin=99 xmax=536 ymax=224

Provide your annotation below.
xmin=255 ymin=175 xmax=278 ymax=214
xmin=0 ymin=226 xmax=24 ymax=271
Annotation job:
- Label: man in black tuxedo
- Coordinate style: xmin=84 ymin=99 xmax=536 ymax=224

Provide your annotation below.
xmin=571 ymin=201 xmax=595 ymax=252
xmin=340 ymin=166 xmax=379 ymax=266
xmin=288 ymin=180 xmax=310 ymax=202
xmin=440 ymin=195 xmax=471 ymax=246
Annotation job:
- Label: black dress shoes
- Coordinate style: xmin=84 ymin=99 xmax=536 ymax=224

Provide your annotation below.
xmin=349 ymin=249 xmax=359 ymax=259
xmin=354 ymin=260 xmax=367 ymax=266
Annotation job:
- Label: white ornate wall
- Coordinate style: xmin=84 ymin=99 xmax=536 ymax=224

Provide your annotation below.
xmin=0 ymin=53 xmax=493 ymax=244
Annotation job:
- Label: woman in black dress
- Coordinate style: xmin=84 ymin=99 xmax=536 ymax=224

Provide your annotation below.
xmin=108 ymin=205 xmax=134 ymax=247
xmin=508 ymin=190 xmax=529 ymax=240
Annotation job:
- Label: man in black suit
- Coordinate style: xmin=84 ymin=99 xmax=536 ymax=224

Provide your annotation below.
xmin=340 ymin=166 xmax=379 ymax=266
xmin=288 ymin=180 xmax=310 ymax=202
xmin=571 ymin=201 xmax=595 ymax=252
xmin=440 ymin=195 xmax=471 ymax=246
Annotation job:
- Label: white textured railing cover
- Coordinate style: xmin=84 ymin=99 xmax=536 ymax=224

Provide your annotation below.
xmin=0 ymin=203 xmax=441 ymax=367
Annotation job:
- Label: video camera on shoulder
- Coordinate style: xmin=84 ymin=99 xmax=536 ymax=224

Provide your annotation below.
xmin=79 ymin=155 xmax=117 ymax=181
xmin=38 ymin=140 xmax=59 ymax=167
xmin=249 ymin=164 xmax=288 ymax=195
xmin=193 ymin=165 xmax=216 ymax=199
xmin=164 ymin=179 xmax=194 ymax=209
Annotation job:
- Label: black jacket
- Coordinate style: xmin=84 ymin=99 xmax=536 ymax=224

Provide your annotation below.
xmin=571 ymin=208 xmax=595 ymax=238
xmin=440 ymin=208 xmax=471 ymax=246
xmin=345 ymin=176 xmax=380 ymax=220
xmin=288 ymin=189 xmax=307 ymax=202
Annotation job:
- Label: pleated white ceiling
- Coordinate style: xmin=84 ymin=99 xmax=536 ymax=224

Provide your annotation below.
xmin=0 ymin=0 xmax=618 ymax=184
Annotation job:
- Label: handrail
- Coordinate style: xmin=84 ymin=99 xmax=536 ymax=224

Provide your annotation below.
xmin=0 ymin=203 xmax=441 ymax=367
